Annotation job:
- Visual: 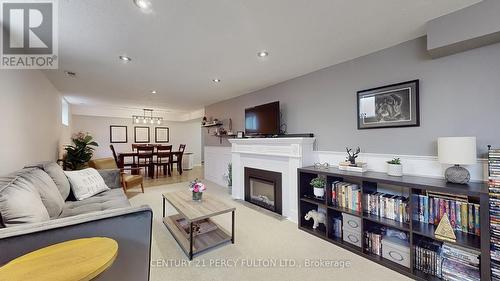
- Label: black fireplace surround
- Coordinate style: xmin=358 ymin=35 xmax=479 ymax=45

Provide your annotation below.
xmin=244 ymin=167 xmax=282 ymax=215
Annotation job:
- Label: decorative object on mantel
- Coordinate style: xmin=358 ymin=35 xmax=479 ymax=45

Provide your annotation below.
xmin=189 ymin=178 xmax=206 ymax=201
xmin=346 ymin=147 xmax=361 ymax=165
xmin=438 ymin=137 xmax=477 ymax=184
xmin=304 ymin=209 xmax=325 ymax=230
xmin=227 ymin=118 xmax=234 ymax=136
xmin=434 ymin=213 xmax=457 ymax=242
xmin=224 ymin=163 xmax=232 ymax=194
xmin=314 ymin=162 xmax=330 ymax=170
xmin=338 ymin=147 xmax=368 ymax=172
xmin=310 ymin=176 xmax=326 ymax=199
xmin=132 ymin=108 xmax=163 ymax=125
xmin=387 ymin=157 xmax=403 ymax=177
xmin=237 ymin=131 xmax=244 ymax=138
xmin=357 ymin=80 xmax=419 ymax=129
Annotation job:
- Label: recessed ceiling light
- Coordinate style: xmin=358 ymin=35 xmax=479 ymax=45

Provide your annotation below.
xmin=212 ymin=78 xmax=221 ymax=83
xmin=119 ymin=55 xmax=132 ymax=62
xmin=151 ymin=90 xmax=157 ymax=94
xmin=134 ymin=0 xmax=152 ymax=10
xmin=64 ymin=70 xmax=76 ymax=78
xmin=257 ymin=51 xmax=269 ymax=57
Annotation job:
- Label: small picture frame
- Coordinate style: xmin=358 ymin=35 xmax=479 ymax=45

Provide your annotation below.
xmin=155 ymin=127 xmax=169 ymax=143
xmin=110 ymin=125 xmax=128 ymax=143
xmin=237 ymin=131 xmax=244 ymax=138
xmin=134 ymin=126 xmax=150 ymax=143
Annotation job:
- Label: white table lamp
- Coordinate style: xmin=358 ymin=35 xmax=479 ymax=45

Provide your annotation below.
xmin=438 ymin=137 xmax=477 ymax=184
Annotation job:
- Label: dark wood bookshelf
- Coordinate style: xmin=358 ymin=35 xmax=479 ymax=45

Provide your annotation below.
xmin=298 ymin=166 xmax=490 ymax=281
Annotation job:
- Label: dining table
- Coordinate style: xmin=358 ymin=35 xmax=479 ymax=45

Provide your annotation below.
xmin=117 ymin=151 xmax=184 ymax=178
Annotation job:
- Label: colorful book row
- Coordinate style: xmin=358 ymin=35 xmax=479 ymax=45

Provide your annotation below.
xmin=363 ymin=192 xmax=410 ymax=223
xmin=331 ymin=181 xmax=361 ymax=212
xmin=413 ymin=194 xmax=480 ymax=236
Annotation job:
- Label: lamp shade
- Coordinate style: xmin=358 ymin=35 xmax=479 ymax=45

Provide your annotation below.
xmin=438 ymin=137 xmax=477 ymax=165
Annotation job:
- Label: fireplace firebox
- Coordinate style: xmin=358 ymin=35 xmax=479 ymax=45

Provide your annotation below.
xmin=244 ymin=167 xmax=282 ymax=215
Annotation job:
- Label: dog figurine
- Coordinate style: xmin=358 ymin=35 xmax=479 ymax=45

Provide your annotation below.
xmin=304 ymin=210 xmax=326 ymax=229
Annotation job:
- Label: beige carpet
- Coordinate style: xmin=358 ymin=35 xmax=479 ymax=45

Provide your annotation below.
xmin=128 ymin=181 xmax=411 ymax=281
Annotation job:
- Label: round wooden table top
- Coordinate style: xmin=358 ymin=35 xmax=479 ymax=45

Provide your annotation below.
xmin=0 ymin=237 xmax=118 ymax=281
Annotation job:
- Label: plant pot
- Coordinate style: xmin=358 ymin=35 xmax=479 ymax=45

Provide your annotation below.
xmin=192 ymin=192 xmax=203 ymax=201
xmin=387 ymin=164 xmax=403 ymax=177
xmin=313 ymin=187 xmax=325 ymax=198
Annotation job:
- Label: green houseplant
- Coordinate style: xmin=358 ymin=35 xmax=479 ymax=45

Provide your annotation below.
xmin=310 ymin=176 xmax=326 ymax=198
xmin=64 ymin=132 xmax=98 ymax=170
xmin=387 ymin=157 xmax=403 ymax=177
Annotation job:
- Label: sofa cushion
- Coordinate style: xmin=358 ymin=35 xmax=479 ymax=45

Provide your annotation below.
xmin=0 ymin=170 xmax=50 ymax=227
xmin=19 ymin=168 xmax=65 ymax=218
xmin=25 ymin=162 xmax=71 ymax=200
xmin=65 ymin=168 xmax=110 ymax=201
xmin=59 ymin=188 xmax=131 ymax=218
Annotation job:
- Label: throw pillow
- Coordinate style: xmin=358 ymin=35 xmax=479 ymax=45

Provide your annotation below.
xmin=0 ymin=172 xmax=50 ymax=227
xmin=65 ymin=168 xmax=110 ymax=201
xmin=25 ymin=162 xmax=71 ymax=200
xmin=20 ymin=168 xmax=65 ymax=218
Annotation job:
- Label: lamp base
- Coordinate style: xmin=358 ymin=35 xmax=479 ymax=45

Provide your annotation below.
xmin=445 ymin=165 xmax=470 ymax=184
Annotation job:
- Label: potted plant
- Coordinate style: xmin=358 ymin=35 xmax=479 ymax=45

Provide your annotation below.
xmin=63 ymin=132 xmax=98 ymax=170
xmin=189 ymin=178 xmax=206 ymax=201
xmin=387 ymin=157 xmax=403 ymax=177
xmin=310 ymin=176 xmax=326 ymax=198
xmin=224 ymin=163 xmax=232 ymax=194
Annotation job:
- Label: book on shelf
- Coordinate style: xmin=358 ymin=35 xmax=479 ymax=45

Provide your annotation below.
xmin=363 ymin=192 xmax=409 ymax=223
xmin=414 ymin=238 xmax=443 ymax=278
xmin=412 ymin=193 xmax=480 ymax=236
xmin=441 ymin=243 xmax=480 ymax=281
xmin=490 ymin=147 xmax=500 ymax=280
xmin=331 ymin=181 xmax=361 ymax=212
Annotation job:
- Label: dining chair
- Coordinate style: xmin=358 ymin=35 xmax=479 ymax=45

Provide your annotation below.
xmin=136 ymin=146 xmax=154 ymax=177
xmin=154 ymin=145 xmax=172 ymax=178
xmin=110 ymin=145 xmax=134 ymax=168
xmin=170 ymin=144 xmax=186 ymax=175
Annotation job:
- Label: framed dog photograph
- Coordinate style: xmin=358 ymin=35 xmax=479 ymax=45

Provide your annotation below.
xmin=357 ymin=80 xmax=419 ymax=129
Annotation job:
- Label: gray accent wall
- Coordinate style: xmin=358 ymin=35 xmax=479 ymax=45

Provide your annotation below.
xmin=204 ymin=37 xmax=500 ymax=156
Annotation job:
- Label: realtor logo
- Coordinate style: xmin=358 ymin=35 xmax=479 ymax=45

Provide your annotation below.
xmin=1 ymin=0 xmax=58 ymax=69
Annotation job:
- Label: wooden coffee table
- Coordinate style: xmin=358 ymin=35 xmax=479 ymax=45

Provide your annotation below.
xmin=162 ymin=191 xmax=235 ymax=260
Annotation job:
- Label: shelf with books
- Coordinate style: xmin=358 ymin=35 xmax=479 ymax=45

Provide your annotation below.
xmin=297 ymin=166 xmax=490 ymax=281
xmin=412 ymin=221 xmax=481 ymax=251
xmin=489 ymin=145 xmax=500 ymax=281
xmin=363 ymin=212 xmax=410 ymax=232
xmin=327 ymin=204 xmax=362 ymax=217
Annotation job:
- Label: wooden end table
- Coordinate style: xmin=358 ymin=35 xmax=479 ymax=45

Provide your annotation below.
xmin=162 ymin=191 xmax=235 ymax=260
xmin=0 ymin=237 xmax=118 ymax=281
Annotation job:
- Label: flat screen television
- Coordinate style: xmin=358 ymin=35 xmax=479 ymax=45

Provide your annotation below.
xmin=245 ymin=101 xmax=280 ymax=136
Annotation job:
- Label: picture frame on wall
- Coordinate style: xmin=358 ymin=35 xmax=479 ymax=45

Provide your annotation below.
xmin=155 ymin=127 xmax=169 ymax=143
xmin=357 ymin=80 xmax=419 ymax=129
xmin=110 ymin=125 xmax=128 ymax=143
xmin=134 ymin=126 xmax=150 ymax=143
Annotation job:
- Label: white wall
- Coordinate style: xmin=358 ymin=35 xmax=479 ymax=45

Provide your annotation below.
xmin=72 ymin=115 xmax=202 ymax=165
xmin=204 ymin=145 xmax=487 ymax=188
xmin=0 ymin=70 xmax=69 ymax=175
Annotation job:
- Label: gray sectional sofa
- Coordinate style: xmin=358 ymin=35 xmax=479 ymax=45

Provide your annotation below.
xmin=0 ymin=162 xmax=152 ymax=281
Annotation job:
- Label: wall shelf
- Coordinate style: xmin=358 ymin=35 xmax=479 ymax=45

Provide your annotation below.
xmin=298 ymin=166 xmax=490 ymax=281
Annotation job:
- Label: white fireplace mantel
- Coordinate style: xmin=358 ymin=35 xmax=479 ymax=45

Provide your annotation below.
xmin=228 ymin=138 xmax=315 ymax=222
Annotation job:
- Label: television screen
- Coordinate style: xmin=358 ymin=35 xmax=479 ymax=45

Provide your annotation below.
xmin=245 ymin=101 xmax=280 ymax=136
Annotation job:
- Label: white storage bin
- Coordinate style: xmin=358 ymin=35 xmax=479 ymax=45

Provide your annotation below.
xmin=381 ymin=237 xmax=410 ymax=268
xmin=343 ymin=228 xmax=362 ymax=248
xmin=342 ymin=213 xmax=361 ymax=233
xmin=182 ymin=152 xmax=194 ymax=170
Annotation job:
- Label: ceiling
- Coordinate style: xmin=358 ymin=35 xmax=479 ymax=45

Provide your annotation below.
xmin=45 ymin=0 xmax=481 ymax=117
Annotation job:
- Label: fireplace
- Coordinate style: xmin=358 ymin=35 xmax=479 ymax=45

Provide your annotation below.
xmin=244 ymin=167 xmax=282 ymax=215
